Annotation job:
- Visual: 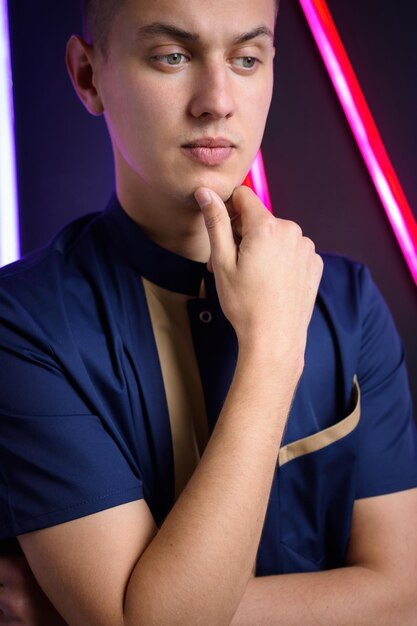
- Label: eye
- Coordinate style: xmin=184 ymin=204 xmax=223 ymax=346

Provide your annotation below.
xmin=233 ymin=56 xmax=259 ymax=70
xmin=153 ymin=53 xmax=189 ymax=66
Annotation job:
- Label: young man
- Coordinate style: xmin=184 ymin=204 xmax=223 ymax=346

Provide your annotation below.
xmin=1 ymin=0 xmax=417 ymax=623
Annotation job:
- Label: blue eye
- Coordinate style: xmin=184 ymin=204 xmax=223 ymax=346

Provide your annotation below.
xmin=157 ymin=53 xmax=188 ymax=66
xmin=235 ymin=57 xmax=258 ymax=69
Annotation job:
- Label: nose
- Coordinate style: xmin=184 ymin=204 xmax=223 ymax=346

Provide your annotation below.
xmin=189 ymin=59 xmax=235 ymax=120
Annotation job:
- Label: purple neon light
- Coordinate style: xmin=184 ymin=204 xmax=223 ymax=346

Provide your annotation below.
xmin=299 ymin=0 xmax=417 ymax=285
xmin=0 ymin=0 xmax=19 ymax=266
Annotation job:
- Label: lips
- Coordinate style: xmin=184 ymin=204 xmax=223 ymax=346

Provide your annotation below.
xmin=182 ymin=137 xmax=235 ymax=165
xmin=184 ymin=137 xmax=235 ymax=148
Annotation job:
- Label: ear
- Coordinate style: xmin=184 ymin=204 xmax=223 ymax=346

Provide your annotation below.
xmin=66 ymin=35 xmax=104 ymax=116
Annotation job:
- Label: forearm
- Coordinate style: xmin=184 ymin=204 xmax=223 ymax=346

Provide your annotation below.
xmin=16 ymin=187 xmax=323 ymax=626
xmin=231 ymin=566 xmax=415 ymax=626
xmin=125 ymin=347 xmax=301 ymax=625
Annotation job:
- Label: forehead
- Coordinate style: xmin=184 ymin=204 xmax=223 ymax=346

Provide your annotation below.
xmin=110 ymin=0 xmax=276 ymax=47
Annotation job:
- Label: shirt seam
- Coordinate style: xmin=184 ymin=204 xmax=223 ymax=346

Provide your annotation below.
xmin=12 ymin=485 xmax=142 ymax=527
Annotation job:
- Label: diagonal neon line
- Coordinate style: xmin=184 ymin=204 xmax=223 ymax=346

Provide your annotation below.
xmin=245 ymin=150 xmax=272 ymax=213
xmin=3 ymin=0 xmax=415 ymax=277
xmin=299 ymin=0 xmax=417 ymax=285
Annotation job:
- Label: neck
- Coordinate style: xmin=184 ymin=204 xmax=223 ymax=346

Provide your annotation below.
xmin=115 ymin=171 xmax=211 ymax=264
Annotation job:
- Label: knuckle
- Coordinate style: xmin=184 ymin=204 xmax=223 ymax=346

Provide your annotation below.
xmin=233 ymin=185 xmax=254 ymax=202
xmin=255 ymin=219 xmax=277 ymax=240
xmin=288 ymin=220 xmax=303 ymax=237
xmin=232 ymin=185 xmax=262 ymax=213
xmin=263 ymin=216 xmax=277 ymax=232
xmin=303 ymin=236 xmax=316 ymax=251
xmin=203 ymin=212 xmax=224 ymax=231
xmin=280 ymin=219 xmax=302 ymax=238
xmin=314 ymin=254 xmax=324 ymax=278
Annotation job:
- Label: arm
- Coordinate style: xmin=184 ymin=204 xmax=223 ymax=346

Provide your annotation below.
xmin=231 ymin=488 xmax=417 ymax=625
xmin=17 ymin=186 xmax=323 ymax=625
xmin=0 ymin=553 xmax=67 ymax=625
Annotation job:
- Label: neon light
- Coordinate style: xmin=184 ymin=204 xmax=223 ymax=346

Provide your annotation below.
xmin=245 ymin=150 xmax=273 ymax=213
xmin=299 ymin=0 xmax=417 ymax=285
xmin=0 ymin=0 xmax=19 ymax=266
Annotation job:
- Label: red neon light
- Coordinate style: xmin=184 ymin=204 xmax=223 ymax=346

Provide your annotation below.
xmin=244 ymin=150 xmax=272 ymax=213
xmin=299 ymin=0 xmax=417 ymax=285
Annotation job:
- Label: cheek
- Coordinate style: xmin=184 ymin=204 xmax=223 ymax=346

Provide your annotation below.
xmin=244 ymin=89 xmax=272 ymax=139
xmin=238 ymin=68 xmax=273 ymax=117
xmin=255 ymin=82 xmax=273 ymax=134
xmin=101 ymin=64 xmax=155 ymax=123
xmin=104 ymin=82 xmax=176 ymax=162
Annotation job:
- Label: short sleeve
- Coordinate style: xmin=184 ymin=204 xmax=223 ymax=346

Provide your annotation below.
xmin=0 ymin=301 xmax=143 ymax=538
xmin=355 ymin=265 xmax=417 ymax=498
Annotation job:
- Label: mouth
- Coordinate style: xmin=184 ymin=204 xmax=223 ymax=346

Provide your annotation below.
xmin=182 ymin=137 xmax=235 ymax=166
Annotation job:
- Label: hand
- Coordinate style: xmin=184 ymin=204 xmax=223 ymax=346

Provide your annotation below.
xmin=0 ymin=554 xmax=67 ymax=625
xmin=194 ymin=186 xmax=323 ymax=368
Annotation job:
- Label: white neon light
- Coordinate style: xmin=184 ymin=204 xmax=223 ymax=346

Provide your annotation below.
xmin=0 ymin=0 xmax=19 ymax=266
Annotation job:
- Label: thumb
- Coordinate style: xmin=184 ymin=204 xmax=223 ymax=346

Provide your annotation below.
xmin=194 ymin=187 xmax=236 ymax=271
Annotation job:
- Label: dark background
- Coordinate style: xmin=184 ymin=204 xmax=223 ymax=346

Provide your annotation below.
xmin=7 ymin=0 xmax=417 ymax=411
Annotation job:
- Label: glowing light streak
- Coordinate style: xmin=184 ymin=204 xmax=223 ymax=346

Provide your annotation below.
xmin=299 ymin=0 xmax=417 ymax=284
xmin=244 ymin=150 xmax=273 ymax=212
xmin=0 ymin=0 xmax=19 ymax=266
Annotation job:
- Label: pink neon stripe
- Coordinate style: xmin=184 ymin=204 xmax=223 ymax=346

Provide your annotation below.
xmin=246 ymin=151 xmax=273 ymax=213
xmin=299 ymin=0 xmax=417 ymax=285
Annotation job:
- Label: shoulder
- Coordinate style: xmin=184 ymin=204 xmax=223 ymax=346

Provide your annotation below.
xmin=319 ymin=252 xmax=406 ymax=395
xmin=0 ymin=210 xmax=107 ymax=314
xmin=0 ymin=210 xmax=113 ymax=368
xmin=0 ymin=211 xmax=102 ymax=287
xmin=320 ymin=251 xmax=365 ymax=296
xmin=318 ymin=251 xmax=386 ymax=327
xmin=315 ymin=252 xmax=402 ymax=382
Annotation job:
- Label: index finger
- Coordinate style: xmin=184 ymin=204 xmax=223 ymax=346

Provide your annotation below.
xmin=226 ymin=186 xmax=271 ymax=238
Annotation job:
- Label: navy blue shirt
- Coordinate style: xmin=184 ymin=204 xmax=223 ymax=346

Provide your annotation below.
xmin=0 ymin=194 xmax=416 ymax=574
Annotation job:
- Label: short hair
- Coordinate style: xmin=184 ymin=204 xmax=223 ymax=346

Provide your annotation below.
xmin=82 ymin=0 xmax=280 ymax=56
xmin=81 ymin=0 xmax=124 ymax=53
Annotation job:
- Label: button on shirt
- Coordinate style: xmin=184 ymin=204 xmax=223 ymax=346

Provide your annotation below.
xmin=0 ymin=194 xmax=416 ymax=575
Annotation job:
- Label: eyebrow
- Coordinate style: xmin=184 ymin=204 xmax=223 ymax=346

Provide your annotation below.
xmin=134 ymin=22 xmax=274 ymax=45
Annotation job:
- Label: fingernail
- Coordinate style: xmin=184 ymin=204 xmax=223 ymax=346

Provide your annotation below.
xmin=195 ymin=189 xmax=212 ymax=208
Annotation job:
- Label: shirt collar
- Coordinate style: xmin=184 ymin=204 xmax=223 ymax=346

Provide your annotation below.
xmin=101 ymin=193 xmax=209 ymax=297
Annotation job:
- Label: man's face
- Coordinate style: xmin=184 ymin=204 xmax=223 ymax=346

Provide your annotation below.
xmin=95 ymin=0 xmax=276 ymax=207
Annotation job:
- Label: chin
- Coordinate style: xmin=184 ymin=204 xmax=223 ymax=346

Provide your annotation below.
xmin=165 ymin=166 xmax=248 ymax=207
xmin=191 ymin=173 xmax=244 ymax=200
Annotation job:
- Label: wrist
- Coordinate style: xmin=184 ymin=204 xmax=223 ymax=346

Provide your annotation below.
xmin=237 ymin=335 xmax=305 ymax=380
xmin=235 ymin=340 xmax=304 ymax=400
